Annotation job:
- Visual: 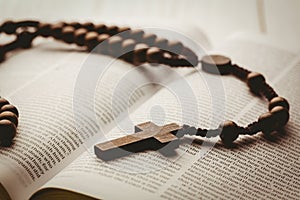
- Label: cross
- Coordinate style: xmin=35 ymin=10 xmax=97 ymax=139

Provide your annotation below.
xmin=94 ymin=121 xmax=182 ymax=160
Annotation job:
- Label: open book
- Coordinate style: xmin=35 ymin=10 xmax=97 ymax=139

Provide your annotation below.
xmin=0 ymin=26 xmax=299 ymax=200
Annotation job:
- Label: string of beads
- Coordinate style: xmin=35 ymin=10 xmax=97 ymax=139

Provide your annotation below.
xmin=0 ymin=20 xmax=290 ymax=147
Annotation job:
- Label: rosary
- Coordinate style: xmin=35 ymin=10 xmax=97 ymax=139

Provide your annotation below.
xmin=0 ymin=20 xmax=290 ymax=160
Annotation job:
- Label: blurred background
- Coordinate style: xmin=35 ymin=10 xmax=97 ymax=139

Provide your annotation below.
xmin=0 ymin=0 xmax=299 ymax=52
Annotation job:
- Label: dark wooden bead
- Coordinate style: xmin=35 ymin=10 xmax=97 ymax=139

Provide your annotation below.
xmin=0 ymin=111 xmax=18 ymax=127
xmin=38 ymin=23 xmax=52 ymax=37
xmin=68 ymin=22 xmax=82 ymax=29
xmin=146 ymin=47 xmax=164 ymax=64
xmin=167 ymin=41 xmax=183 ymax=55
xmin=0 ymin=119 xmax=16 ymax=147
xmin=106 ymin=25 xmax=119 ymax=35
xmin=118 ymin=27 xmax=131 ymax=38
xmin=85 ymin=32 xmax=99 ymax=41
xmin=98 ymin=34 xmax=110 ymax=43
xmin=121 ymin=39 xmax=136 ymax=62
xmin=108 ymin=36 xmax=123 ymax=57
xmin=247 ymin=72 xmax=265 ymax=95
xmin=0 ymin=98 xmax=10 ymax=109
xmin=142 ymin=33 xmax=157 ymax=46
xmin=50 ymin=22 xmax=65 ymax=39
xmin=270 ymin=106 xmax=289 ymax=127
xmin=82 ymin=22 xmax=95 ymax=31
xmin=258 ymin=112 xmax=276 ymax=133
xmin=219 ymin=120 xmax=240 ymax=146
xmin=17 ymin=31 xmax=35 ymax=49
xmin=201 ymin=55 xmax=232 ymax=75
xmin=129 ymin=29 xmax=144 ymax=41
xmin=118 ymin=27 xmax=130 ymax=32
xmin=154 ymin=38 xmax=168 ymax=50
xmin=121 ymin=39 xmax=136 ymax=52
xmin=133 ymin=43 xmax=149 ymax=66
xmin=95 ymin=24 xmax=107 ymax=34
xmin=84 ymin=32 xmax=99 ymax=51
xmin=182 ymin=47 xmax=199 ymax=67
xmin=269 ymin=97 xmax=289 ymax=111
xmin=97 ymin=34 xmax=110 ymax=54
xmin=0 ymin=104 xmax=19 ymax=117
xmin=61 ymin=26 xmax=75 ymax=44
xmin=1 ymin=21 xmax=16 ymax=34
xmin=74 ymin=28 xmax=88 ymax=46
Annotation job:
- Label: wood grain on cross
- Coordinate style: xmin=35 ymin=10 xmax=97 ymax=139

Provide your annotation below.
xmin=94 ymin=121 xmax=181 ymax=160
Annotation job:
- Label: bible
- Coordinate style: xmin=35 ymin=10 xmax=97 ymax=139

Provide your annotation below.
xmin=0 ymin=24 xmax=299 ymax=200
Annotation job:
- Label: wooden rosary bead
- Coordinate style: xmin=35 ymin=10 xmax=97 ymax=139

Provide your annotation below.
xmin=120 ymin=39 xmax=136 ymax=62
xmin=117 ymin=27 xmax=131 ymax=38
xmin=94 ymin=24 xmax=107 ymax=34
xmin=269 ymin=97 xmax=289 ymax=111
xmin=1 ymin=21 xmax=16 ymax=34
xmin=219 ymin=120 xmax=240 ymax=146
xmin=129 ymin=29 xmax=144 ymax=41
xmin=201 ymin=55 xmax=232 ymax=75
xmin=17 ymin=31 xmax=35 ymax=49
xmin=0 ymin=119 xmax=16 ymax=147
xmin=0 ymin=111 xmax=18 ymax=127
xmin=146 ymin=47 xmax=164 ymax=64
xmin=247 ymin=72 xmax=265 ymax=95
xmin=106 ymin=25 xmax=119 ymax=35
xmin=0 ymin=98 xmax=10 ymax=109
xmin=0 ymin=104 xmax=19 ymax=117
xmin=270 ymin=106 xmax=289 ymax=127
xmin=81 ymin=22 xmax=94 ymax=31
xmin=74 ymin=28 xmax=88 ymax=46
xmin=108 ymin=36 xmax=123 ymax=57
xmin=68 ymin=22 xmax=82 ymax=29
xmin=142 ymin=33 xmax=157 ymax=46
xmin=154 ymin=38 xmax=168 ymax=50
xmin=84 ymin=32 xmax=99 ymax=51
xmin=182 ymin=47 xmax=199 ymax=67
xmin=167 ymin=41 xmax=184 ymax=55
xmin=118 ymin=27 xmax=130 ymax=32
xmin=38 ymin=23 xmax=52 ymax=37
xmin=61 ymin=26 xmax=75 ymax=44
xmin=50 ymin=22 xmax=65 ymax=39
xmin=133 ymin=43 xmax=149 ymax=66
xmin=258 ymin=112 xmax=276 ymax=133
xmin=98 ymin=34 xmax=110 ymax=43
xmin=121 ymin=39 xmax=136 ymax=53
xmin=97 ymin=34 xmax=110 ymax=54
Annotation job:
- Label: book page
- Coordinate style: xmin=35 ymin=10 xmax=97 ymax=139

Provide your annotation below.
xmin=36 ymin=37 xmax=300 ymax=199
xmin=0 ymin=40 xmax=163 ymax=200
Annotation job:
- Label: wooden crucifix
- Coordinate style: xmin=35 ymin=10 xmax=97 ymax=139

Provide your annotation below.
xmin=94 ymin=121 xmax=182 ymax=160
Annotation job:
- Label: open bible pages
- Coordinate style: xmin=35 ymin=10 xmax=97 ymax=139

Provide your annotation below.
xmin=0 ymin=40 xmax=165 ymax=200
xmin=34 ymin=37 xmax=300 ymax=200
